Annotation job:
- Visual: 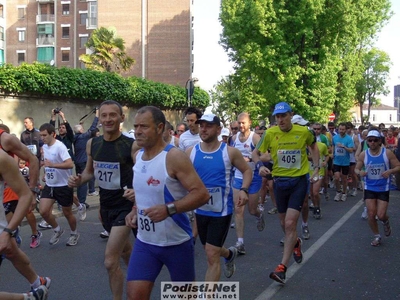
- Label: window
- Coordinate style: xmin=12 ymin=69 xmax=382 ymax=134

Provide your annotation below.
xmin=87 ymin=1 xmax=97 ymax=28
xmin=17 ymin=52 xmax=25 ymax=64
xmin=62 ymin=50 xmax=69 ymax=62
xmin=0 ymin=5 xmax=4 ymax=18
xmin=37 ymin=47 xmax=54 ymax=63
xmin=390 ymin=114 xmax=392 ymax=121
xmin=18 ymin=30 xmax=26 ymax=42
xmin=62 ymin=4 xmax=70 ymax=15
xmin=62 ymin=27 xmax=70 ymax=38
xmin=18 ymin=7 xmax=25 ymax=19
xmin=0 ymin=27 xmax=4 ymax=41
xmin=80 ymin=12 xmax=87 ymax=25
xmin=38 ymin=24 xmax=54 ymax=35
xmin=80 ymin=36 xmax=88 ymax=48
xmin=372 ymin=114 xmax=376 ymax=122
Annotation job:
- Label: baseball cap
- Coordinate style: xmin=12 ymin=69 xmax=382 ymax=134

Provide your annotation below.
xmin=366 ymin=130 xmax=381 ymax=138
xmin=221 ymin=128 xmax=230 ymax=137
xmin=195 ymin=114 xmax=221 ymax=125
xmin=291 ymin=114 xmax=308 ymax=125
xmin=272 ymin=102 xmax=292 ymax=116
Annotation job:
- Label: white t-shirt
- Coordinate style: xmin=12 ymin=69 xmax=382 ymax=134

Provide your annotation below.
xmin=43 ymin=140 xmax=72 ymax=187
xmin=178 ymin=130 xmax=201 ymax=151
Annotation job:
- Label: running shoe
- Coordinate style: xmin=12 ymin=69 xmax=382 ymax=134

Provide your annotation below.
xmin=350 ymin=188 xmax=357 ymax=197
xmin=39 ymin=276 xmax=51 ymax=289
xmin=361 ymin=206 xmax=368 ymax=220
xmin=28 ymin=285 xmax=49 ymax=300
xmin=383 ymin=219 xmax=391 ymax=237
xmin=329 ymin=179 xmax=335 ymax=189
xmin=371 ymin=236 xmax=381 ymax=246
xmin=78 ymin=204 xmax=87 ymax=221
xmin=100 ymin=230 xmax=109 ymax=238
xmin=334 ymin=192 xmax=341 ymax=202
xmin=49 ymin=229 xmax=64 ymax=245
xmin=66 ymin=233 xmax=80 ymax=246
xmin=269 ymin=264 xmax=287 ymax=284
xmin=224 ymin=247 xmax=238 ymax=278
xmin=340 ymin=193 xmax=347 ymax=202
xmin=38 ymin=220 xmax=52 ymax=230
xmin=256 ymin=212 xmax=265 ymax=232
xmin=234 ymin=241 xmax=246 ymax=255
xmin=319 ymin=187 xmax=324 ymax=194
xmin=279 ymin=237 xmax=285 ymax=246
xmin=302 ymin=225 xmax=310 ymax=240
xmin=88 ymin=191 xmax=99 ymax=196
xmin=268 ymin=207 xmax=278 ymax=214
xmin=230 ymin=222 xmax=235 ymax=229
xmin=293 ymin=238 xmax=303 ymax=263
xmin=309 ymin=202 xmax=314 ymax=210
xmin=30 ymin=231 xmax=42 ymax=248
xmin=314 ymin=207 xmax=322 ymax=220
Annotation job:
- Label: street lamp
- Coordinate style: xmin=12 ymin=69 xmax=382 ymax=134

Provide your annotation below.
xmin=185 ymin=77 xmax=199 ymax=107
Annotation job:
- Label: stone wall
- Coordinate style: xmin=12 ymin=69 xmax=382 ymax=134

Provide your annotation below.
xmin=0 ymin=95 xmax=184 ymax=135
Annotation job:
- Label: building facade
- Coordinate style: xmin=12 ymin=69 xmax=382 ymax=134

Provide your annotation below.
xmin=1 ymin=0 xmax=192 ymax=87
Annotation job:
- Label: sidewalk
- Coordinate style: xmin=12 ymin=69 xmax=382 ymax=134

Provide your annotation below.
xmin=21 ymin=193 xmax=101 ymax=227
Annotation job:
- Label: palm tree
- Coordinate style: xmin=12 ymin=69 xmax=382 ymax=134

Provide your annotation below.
xmin=79 ymin=27 xmax=135 ymax=73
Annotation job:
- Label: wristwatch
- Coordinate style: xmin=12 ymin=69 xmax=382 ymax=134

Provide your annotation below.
xmin=3 ymin=228 xmax=17 ymax=237
xmin=240 ymin=187 xmax=249 ymax=195
xmin=166 ymin=203 xmax=177 ymax=216
xmin=31 ymin=187 xmax=40 ymax=195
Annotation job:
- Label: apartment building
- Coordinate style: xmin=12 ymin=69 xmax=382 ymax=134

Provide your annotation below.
xmin=1 ymin=0 xmax=192 ymax=86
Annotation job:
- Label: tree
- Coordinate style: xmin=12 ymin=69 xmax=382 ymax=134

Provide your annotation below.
xmin=220 ymin=0 xmax=392 ymax=123
xmin=355 ymin=48 xmax=391 ymax=125
xmin=79 ymin=27 xmax=135 ymax=74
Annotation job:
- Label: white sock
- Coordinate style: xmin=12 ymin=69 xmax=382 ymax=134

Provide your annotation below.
xmin=31 ymin=276 xmax=40 ymax=289
xmin=238 ymin=238 xmax=244 ymax=244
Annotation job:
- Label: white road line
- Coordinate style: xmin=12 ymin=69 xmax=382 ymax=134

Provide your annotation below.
xmin=255 ymin=199 xmax=364 ymax=300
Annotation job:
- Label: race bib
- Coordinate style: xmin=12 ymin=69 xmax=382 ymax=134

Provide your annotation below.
xmin=277 ymin=150 xmax=301 ymax=169
xmin=199 ymin=187 xmax=223 ymax=212
xmin=45 ymin=167 xmax=57 ymax=185
xmin=137 ymin=208 xmax=160 ymax=243
xmin=94 ymin=161 xmax=121 ymax=190
xmin=367 ymin=164 xmax=385 ymax=180
xmin=335 ymin=147 xmax=345 ymax=156
xmin=27 ymin=144 xmax=37 ymax=156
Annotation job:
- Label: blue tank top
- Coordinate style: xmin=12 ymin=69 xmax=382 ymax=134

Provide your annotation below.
xmin=133 ymin=144 xmax=192 ymax=246
xmin=190 ymin=142 xmax=233 ymax=217
xmin=364 ymin=147 xmax=390 ymax=192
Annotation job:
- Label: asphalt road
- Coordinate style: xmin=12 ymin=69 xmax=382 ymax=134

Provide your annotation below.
xmin=1 ymin=187 xmax=400 ymax=299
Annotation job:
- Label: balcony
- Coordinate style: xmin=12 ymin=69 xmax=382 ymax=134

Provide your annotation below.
xmin=36 ymin=36 xmax=55 ymax=46
xmin=36 ymin=14 xmax=55 ymax=23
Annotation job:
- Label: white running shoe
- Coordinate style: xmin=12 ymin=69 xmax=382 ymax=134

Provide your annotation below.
xmin=361 ymin=206 xmax=368 ymax=220
xmin=78 ymin=204 xmax=87 ymax=221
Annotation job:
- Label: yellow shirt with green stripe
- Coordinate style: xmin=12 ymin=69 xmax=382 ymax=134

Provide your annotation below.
xmin=257 ymin=124 xmax=316 ymax=177
xmin=308 ymin=142 xmax=329 ymax=177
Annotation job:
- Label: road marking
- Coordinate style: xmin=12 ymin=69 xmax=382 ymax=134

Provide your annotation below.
xmin=255 ymin=199 xmax=364 ymax=300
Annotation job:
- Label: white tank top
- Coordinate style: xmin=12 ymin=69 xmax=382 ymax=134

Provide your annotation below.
xmin=233 ymin=132 xmax=256 ymax=179
xmin=133 ymin=145 xmax=191 ymax=246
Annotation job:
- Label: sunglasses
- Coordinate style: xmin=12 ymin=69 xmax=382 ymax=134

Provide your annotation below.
xmin=313 ymin=128 xmax=321 ymax=130
xmin=367 ymin=138 xmax=379 ymax=143
xmin=231 ymin=127 xmax=239 ymax=130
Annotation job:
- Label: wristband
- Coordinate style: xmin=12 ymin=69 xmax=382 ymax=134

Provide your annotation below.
xmin=256 ymin=161 xmax=264 ymax=170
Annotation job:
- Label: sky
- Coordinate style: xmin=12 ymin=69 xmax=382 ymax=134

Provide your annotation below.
xmin=193 ymin=0 xmax=400 ymax=107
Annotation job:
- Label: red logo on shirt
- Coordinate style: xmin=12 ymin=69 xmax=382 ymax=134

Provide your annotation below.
xmin=147 ymin=176 xmax=160 ymax=186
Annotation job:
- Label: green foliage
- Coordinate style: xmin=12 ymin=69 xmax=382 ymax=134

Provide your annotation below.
xmin=79 ymin=27 xmax=135 ymax=74
xmin=0 ymin=63 xmax=210 ymax=110
xmin=220 ymin=0 xmax=392 ymax=124
xmin=355 ymin=48 xmax=391 ymax=125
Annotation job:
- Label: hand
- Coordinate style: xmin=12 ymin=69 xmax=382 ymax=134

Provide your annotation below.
xmin=143 ymin=204 xmax=169 ymax=223
xmin=59 ymin=111 xmax=65 ymax=118
xmin=43 ymin=159 xmax=52 ymax=168
xmin=258 ymin=165 xmax=271 ymax=177
xmin=125 ymin=208 xmax=138 ymax=229
xmin=123 ymin=188 xmax=136 ymax=202
xmin=68 ymin=174 xmax=82 ymax=188
xmin=237 ymin=191 xmax=249 ymax=207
